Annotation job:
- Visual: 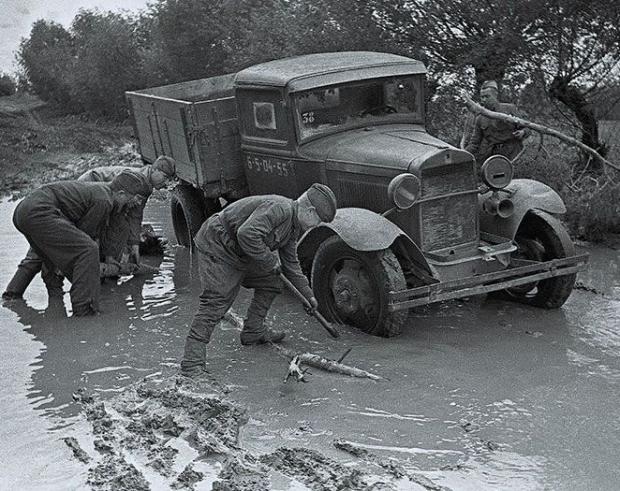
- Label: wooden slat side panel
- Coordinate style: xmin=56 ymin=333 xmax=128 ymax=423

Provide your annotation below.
xmin=193 ymin=98 xmax=242 ymax=184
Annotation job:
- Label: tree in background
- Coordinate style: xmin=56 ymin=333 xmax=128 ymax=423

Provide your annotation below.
xmin=17 ymin=20 xmax=75 ymax=106
xmin=375 ymin=0 xmax=542 ymax=85
xmin=529 ymin=0 xmax=620 ymax=162
xmin=69 ymin=9 xmax=146 ymax=119
xmin=141 ymin=0 xmax=234 ymax=83
xmin=221 ymin=0 xmax=394 ymax=71
xmin=0 ymin=74 xmax=16 ymax=96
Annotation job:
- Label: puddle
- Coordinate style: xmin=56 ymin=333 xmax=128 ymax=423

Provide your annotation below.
xmin=1 ymin=197 xmax=619 ymax=489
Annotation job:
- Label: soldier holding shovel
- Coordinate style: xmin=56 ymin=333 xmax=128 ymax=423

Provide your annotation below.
xmin=181 ymin=183 xmax=337 ymax=378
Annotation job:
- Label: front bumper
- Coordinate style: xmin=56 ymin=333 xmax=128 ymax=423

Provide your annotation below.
xmin=388 ymin=253 xmax=589 ymax=311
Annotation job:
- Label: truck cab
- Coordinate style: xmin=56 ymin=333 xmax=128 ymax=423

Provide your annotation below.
xmin=126 ymin=52 xmax=588 ymax=337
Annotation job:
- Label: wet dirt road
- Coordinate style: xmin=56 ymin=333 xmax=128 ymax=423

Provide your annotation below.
xmin=0 ymin=198 xmax=618 ymax=490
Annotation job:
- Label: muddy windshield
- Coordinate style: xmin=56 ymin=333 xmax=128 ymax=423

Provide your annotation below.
xmin=293 ymin=76 xmax=423 ymax=140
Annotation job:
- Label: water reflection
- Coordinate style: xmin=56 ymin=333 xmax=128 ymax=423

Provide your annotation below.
xmin=3 ymin=258 xmax=182 ymax=419
xmin=1 ymin=198 xmax=199 ymax=423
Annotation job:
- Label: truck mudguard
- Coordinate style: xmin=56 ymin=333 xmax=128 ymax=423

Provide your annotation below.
xmin=479 ymin=178 xmax=566 ymax=239
xmin=298 ymin=207 xmax=433 ymax=275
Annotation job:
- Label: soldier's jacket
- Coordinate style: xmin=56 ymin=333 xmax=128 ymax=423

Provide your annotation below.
xmin=78 ymin=166 xmax=153 ymax=245
xmin=465 ymin=102 xmax=530 ymax=163
xmin=199 ymin=195 xmax=313 ymax=299
xmin=23 ymin=181 xmax=116 ymax=239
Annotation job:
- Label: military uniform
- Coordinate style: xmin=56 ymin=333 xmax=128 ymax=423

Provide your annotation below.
xmin=186 ymin=195 xmax=312 ymax=346
xmin=465 ymin=102 xmax=530 ymax=164
xmin=180 ymin=184 xmax=337 ymax=377
xmin=78 ymin=166 xmax=153 ymax=258
xmin=12 ymin=181 xmax=116 ymax=315
xmin=4 ymin=168 xmax=152 ymax=299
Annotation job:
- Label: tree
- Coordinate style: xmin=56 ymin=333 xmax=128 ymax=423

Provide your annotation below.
xmin=70 ymin=9 xmax=146 ymax=119
xmin=530 ymin=0 xmax=620 ymax=161
xmin=0 ymin=74 xmax=16 ymax=96
xmin=16 ymin=20 xmax=75 ymax=105
xmin=143 ymin=0 xmax=233 ymax=83
xmin=374 ymin=0 xmax=543 ymax=84
xmin=222 ymin=0 xmax=395 ymax=72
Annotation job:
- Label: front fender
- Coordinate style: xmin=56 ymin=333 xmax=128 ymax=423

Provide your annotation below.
xmin=298 ymin=207 xmax=434 ymax=275
xmin=479 ymin=178 xmax=566 ymax=239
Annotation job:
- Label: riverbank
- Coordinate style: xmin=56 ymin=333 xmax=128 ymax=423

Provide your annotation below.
xmin=0 ymin=94 xmax=138 ymax=198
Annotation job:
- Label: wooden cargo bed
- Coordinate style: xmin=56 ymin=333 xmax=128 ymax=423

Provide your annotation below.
xmin=126 ymin=73 xmax=246 ymax=198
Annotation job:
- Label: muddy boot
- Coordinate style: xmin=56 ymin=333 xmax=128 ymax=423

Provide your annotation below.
xmin=240 ymin=288 xmax=284 ymax=345
xmin=2 ymin=290 xmax=22 ymax=301
xmin=240 ymin=328 xmax=286 ymax=346
xmin=72 ymin=301 xmax=99 ymax=317
xmin=42 ymin=268 xmax=64 ymax=298
xmin=3 ymin=268 xmax=35 ymax=299
xmin=180 ymin=337 xmax=208 ymax=378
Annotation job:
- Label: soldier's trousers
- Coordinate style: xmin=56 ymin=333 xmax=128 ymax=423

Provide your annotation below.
xmin=5 ymin=212 xmax=132 ymax=298
xmin=4 ymin=247 xmax=63 ymax=297
xmin=186 ymin=215 xmax=282 ymax=345
xmin=13 ymin=200 xmax=101 ymax=314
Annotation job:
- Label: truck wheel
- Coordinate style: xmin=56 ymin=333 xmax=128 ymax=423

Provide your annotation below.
xmin=501 ymin=211 xmax=576 ymax=308
xmin=170 ymin=185 xmax=219 ymax=248
xmin=311 ymin=236 xmax=407 ymax=337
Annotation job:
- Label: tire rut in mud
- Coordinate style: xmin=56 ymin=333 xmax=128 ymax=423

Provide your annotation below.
xmin=69 ymin=377 xmax=446 ymax=490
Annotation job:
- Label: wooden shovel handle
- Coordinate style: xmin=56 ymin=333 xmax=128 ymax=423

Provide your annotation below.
xmin=279 ymin=273 xmax=339 ymax=338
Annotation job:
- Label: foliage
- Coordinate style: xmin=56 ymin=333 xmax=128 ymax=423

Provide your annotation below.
xmin=529 ymin=0 xmax=620 ymax=161
xmin=374 ymin=0 xmax=542 ymax=83
xmin=221 ymin=0 xmax=395 ymax=71
xmin=69 ymin=10 xmax=146 ymax=119
xmin=0 ymin=74 xmax=16 ymax=96
xmin=16 ymin=20 xmax=75 ymax=106
xmin=12 ymin=0 xmax=620 ymax=238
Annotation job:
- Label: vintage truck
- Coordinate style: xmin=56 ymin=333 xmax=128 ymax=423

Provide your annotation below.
xmin=126 ymin=51 xmax=588 ymax=337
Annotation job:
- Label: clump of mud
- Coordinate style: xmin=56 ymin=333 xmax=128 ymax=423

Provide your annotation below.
xmin=70 ymin=377 xmax=447 ymax=490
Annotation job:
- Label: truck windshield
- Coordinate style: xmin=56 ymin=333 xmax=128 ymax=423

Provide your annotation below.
xmin=293 ymin=76 xmax=423 ymax=140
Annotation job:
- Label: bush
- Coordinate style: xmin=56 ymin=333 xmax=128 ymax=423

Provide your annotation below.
xmin=0 ymin=74 xmax=16 ymax=96
xmin=515 ymin=138 xmax=620 ymax=240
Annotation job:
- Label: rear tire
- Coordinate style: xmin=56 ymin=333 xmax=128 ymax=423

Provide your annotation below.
xmin=501 ymin=211 xmax=576 ymax=308
xmin=311 ymin=236 xmax=407 ymax=337
xmin=170 ymin=185 xmax=220 ymax=248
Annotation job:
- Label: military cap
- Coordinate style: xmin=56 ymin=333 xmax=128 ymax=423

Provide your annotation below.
xmin=307 ymin=183 xmax=337 ymax=222
xmin=110 ymin=170 xmax=151 ymax=197
xmin=481 ymin=80 xmax=499 ymax=92
xmin=153 ymin=155 xmax=176 ymax=178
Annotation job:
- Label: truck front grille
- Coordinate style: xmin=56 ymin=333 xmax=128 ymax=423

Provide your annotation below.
xmin=420 ymin=164 xmax=478 ymax=251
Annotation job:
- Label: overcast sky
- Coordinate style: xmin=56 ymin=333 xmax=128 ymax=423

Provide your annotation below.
xmin=0 ymin=0 xmax=149 ymax=74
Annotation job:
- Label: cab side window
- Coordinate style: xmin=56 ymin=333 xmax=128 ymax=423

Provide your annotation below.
xmin=239 ymin=90 xmax=289 ymax=144
xmin=253 ymin=102 xmax=276 ymax=130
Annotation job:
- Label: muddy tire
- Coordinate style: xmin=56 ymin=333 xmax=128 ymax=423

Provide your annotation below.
xmin=500 ymin=211 xmax=576 ymax=308
xmin=170 ymin=185 xmax=220 ymax=248
xmin=311 ymin=236 xmax=407 ymax=337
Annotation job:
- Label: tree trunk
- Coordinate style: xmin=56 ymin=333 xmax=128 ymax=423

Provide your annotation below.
xmin=549 ymin=76 xmax=606 ymax=172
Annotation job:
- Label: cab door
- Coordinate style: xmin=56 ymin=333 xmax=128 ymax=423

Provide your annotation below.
xmin=237 ymin=88 xmax=300 ymax=197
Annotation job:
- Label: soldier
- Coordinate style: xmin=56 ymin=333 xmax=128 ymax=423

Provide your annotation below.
xmin=8 ymin=172 xmax=150 ymax=315
xmin=181 ymin=183 xmax=337 ymax=378
xmin=465 ymin=80 xmax=530 ymax=165
xmin=2 ymin=157 xmax=176 ymax=299
xmin=78 ymin=155 xmax=176 ymax=267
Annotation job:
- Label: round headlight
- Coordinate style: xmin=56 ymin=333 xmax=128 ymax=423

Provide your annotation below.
xmin=387 ymin=174 xmax=420 ymax=210
xmin=481 ymin=155 xmax=514 ymax=190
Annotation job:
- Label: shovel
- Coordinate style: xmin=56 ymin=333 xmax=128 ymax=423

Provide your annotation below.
xmin=279 ymin=273 xmax=339 ymax=338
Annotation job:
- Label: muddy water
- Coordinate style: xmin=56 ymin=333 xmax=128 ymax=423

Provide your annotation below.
xmin=0 ymin=197 xmax=618 ymax=490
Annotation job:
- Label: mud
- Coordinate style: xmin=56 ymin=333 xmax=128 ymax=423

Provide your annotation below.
xmin=70 ymin=376 xmax=434 ymax=491
xmin=2 ymin=198 xmax=619 ymax=490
